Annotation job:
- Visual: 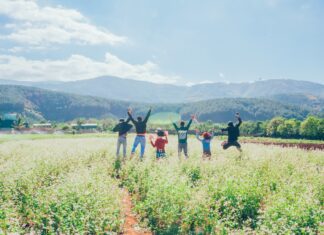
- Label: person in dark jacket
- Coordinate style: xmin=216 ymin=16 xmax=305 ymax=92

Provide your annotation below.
xmin=127 ymin=107 xmax=152 ymax=159
xmin=221 ymin=113 xmax=242 ymax=152
xmin=113 ymin=118 xmax=132 ymax=158
xmin=173 ymin=115 xmax=195 ymax=158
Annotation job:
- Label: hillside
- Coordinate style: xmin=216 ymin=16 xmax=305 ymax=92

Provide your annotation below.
xmin=1 ymin=77 xmax=323 ymax=103
xmin=0 ymin=85 xmax=314 ymax=123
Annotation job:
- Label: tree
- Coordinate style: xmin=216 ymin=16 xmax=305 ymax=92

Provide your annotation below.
xmin=266 ymin=117 xmax=285 ymax=137
xmin=300 ymin=116 xmax=320 ymax=139
xmin=277 ymin=119 xmax=300 ymax=138
xmin=318 ymin=118 xmax=324 ymax=140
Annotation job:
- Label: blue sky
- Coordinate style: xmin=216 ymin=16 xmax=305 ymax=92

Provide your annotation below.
xmin=0 ymin=0 xmax=323 ymax=84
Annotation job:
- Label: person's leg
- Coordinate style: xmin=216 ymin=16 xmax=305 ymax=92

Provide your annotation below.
xmin=234 ymin=141 xmax=242 ymax=152
xmin=222 ymin=141 xmax=231 ymax=150
xmin=139 ymin=136 xmax=146 ymax=158
xmin=122 ymin=138 xmax=127 ymax=158
xmin=184 ymin=143 xmax=188 ymax=158
xmin=131 ymin=136 xmax=140 ymax=155
xmin=116 ymin=137 xmax=121 ymax=158
xmin=178 ymin=143 xmax=182 ymax=158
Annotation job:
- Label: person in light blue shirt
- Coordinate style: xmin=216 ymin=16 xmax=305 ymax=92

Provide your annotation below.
xmin=195 ymin=130 xmax=214 ymax=159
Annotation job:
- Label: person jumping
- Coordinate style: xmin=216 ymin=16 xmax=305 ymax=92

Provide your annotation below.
xmin=221 ymin=112 xmax=242 ymax=152
xmin=173 ymin=115 xmax=195 ymax=159
xmin=195 ymin=129 xmax=214 ymax=159
xmin=128 ymin=107 xmax=152 ymax=159
xmin=150 ymin=129 xmax=168 ymax=159
xmin=112 ymin=118 xmax=133 ymax=159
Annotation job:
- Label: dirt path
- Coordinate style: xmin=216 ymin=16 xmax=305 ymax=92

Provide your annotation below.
xmin=122 ymin=189 xmax=152 ymax=235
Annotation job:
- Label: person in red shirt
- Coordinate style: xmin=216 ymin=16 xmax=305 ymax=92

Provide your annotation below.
xmin=150 ymin=129 xmax=168 ymax=159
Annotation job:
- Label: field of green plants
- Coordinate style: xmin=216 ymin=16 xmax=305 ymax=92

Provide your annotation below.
xmin=0 ymin=135 xmax=323 ymax=234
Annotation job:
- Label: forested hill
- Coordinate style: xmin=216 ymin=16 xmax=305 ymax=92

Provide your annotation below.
xmin=0 ymin=85 xmax=314 ymax=122
xmin=1 ymin=77 xmax=323 ymax=103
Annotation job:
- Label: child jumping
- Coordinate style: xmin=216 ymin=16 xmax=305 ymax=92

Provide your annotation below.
xmin=195 ymin=130 xmax=214 ymax=159
xmin=150 ymin=129 xmax=168 ymax=159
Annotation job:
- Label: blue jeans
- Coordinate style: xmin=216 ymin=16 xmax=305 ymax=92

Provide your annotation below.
xmin=131 ymin=136 xmax=146 ymax=158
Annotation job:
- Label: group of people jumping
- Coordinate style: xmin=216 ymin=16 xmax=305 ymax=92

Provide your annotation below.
xmin=113 ymin=108 xmax=242 ymax=159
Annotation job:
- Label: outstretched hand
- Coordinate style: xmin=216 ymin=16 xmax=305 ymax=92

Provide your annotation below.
xmin=128 ymin=108 xmax=132 ymax=114
xmin=190 ymin=114 xmax=196 ymax=120
xmin=235 ymin=112 xmax=240 ymax=118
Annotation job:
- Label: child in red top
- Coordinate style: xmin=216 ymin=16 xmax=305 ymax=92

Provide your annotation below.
xmin=150 ymin=129 xmax=168 ymax=159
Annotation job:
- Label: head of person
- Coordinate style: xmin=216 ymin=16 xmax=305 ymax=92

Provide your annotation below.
xmin=137 ymin=116 xmax=143 ymax=122
xmin=228 ymin=121 xmax=234 ymax=127
xmin=180 ymin=120 xmax=185 ymax=127
xmin=203 ymin=132 xmax=212 ymax=140
xmin=157 ymin=129 xmax=165 ymax=137
xmin=119 ymin=118 xmax=125 ymax=123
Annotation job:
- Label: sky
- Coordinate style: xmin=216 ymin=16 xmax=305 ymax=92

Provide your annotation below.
xmin=0 ymin=0 xmax=323 ymax=85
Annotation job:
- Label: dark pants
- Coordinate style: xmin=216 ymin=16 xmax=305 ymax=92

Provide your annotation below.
xmin=222 ymin=141 xmax=241 ymax=150
xmin=178 ymin=143 xmax=188 ymax=158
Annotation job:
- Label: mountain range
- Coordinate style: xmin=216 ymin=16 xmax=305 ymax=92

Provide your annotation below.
xmin=0 ymin=77 xmax=323 ymax=104
xmin=0 ymin=84 xmax=317 ymax=123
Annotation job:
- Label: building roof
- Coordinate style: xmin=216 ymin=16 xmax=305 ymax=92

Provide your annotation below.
xmin=2 ymin=113 xmax=19 ymax=121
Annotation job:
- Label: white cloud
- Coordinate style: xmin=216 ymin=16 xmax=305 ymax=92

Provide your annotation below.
xmin=0 ymin=53 xmax=180 ymax=84
xmin=0 ymin=0 xmax=126 ymax=46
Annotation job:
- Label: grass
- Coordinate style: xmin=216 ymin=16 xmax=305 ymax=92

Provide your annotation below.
xmin=0 ymin=135 xmax=323 ymax=234
xmin=150 ymin=112 xmax=181 ymax=124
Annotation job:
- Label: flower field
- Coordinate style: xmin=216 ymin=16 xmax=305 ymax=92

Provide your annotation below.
xmin=0 ymin=135 xmax=323 ymax=234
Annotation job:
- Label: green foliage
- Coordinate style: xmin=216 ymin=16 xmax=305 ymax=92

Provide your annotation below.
xmin=119 ymin=139 xmax=323 ymax=234
xmin=0 ymin=139 xmax=123 ymax=234
xmin=300 ymin=116 xmax=323 ymax=139
xmin=0 ymin=136 xmax=323 ymax=234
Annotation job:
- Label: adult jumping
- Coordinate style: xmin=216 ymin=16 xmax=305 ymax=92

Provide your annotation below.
xmin=127 ymin=107 xmax=152 ymax=159
xmin=221 ymin=112 xmax=242 ymax=152
xmin=173 ymin=115 xmax=195 ymax=158
xmin=112 ymin=118 xmax=133 ymax=159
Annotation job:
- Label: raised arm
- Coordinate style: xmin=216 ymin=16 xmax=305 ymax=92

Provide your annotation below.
xmin=186 ymin=119 xmax=193 ymax=129
xmin=235 ymin=117 xmax=242 ymax=127
xmin=196 ymin=133 xmax=203 ymax=142
xmin=125 ymin=117 xmax=131 ymax=123
xmin=173 ymin=122 xmax=179 ymax=131
xmin=186 ymin=114 xmax=195 ymax=129
xmin=127 ymin=110 xmax=137 ymax=124
xmin=210 ymin=131 xmax=215 ymax=140
xmin=144 ymin=108 xmax=152 ymax=123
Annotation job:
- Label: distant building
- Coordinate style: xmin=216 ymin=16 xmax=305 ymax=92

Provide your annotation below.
xmin=71 ymin=123 xmax=98 ymax=130
xmin=33 ymin=123 xmax=52 ymax=128
xmin=0 ymin=113 xmax=19 ymax=129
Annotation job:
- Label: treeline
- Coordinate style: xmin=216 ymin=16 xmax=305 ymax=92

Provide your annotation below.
xmin=195 ymin=116 xmax=324 ymax=140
